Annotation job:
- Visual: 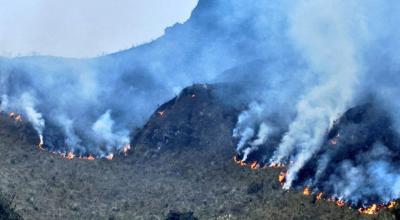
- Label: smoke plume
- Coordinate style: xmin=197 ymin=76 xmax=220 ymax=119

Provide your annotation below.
xmin=0 ymin=0 xmax=400 ymax=205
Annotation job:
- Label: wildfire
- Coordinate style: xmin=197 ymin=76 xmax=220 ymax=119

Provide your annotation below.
xmin=233 ymin=155 xmax=247 ymax=167
xmin=303 ymin=187 xmax=311 ymax=196
xmin=15 ymin=115 xmax=22 ymax=122
xmin=158 ymin=110 xmax=165 ymax=117
xmin=358 ymin=204 xmax=379 ymax=215
xmin=106 ymin=154 xmax=114 ymax=161
xmin=65 ymin=152 xmax=74 ymax=160
xmin=336 ymin=200 xmax=346 ymax=207
xmin=38 ymin=135 xmax=45 ymax=150
xmin=357 ymin=201 xmax=398 ymax=215
xmin=45 ymin=149 xmax=102 ymax=161
xmin=36 ymin=139 xmax=131 ymax=161
xmin=278 ymin=171 xmax=286 ymax=184
xmin=329 ymin=139 xmax=337 ymax=145
xmin=316 ymin=192 xmax=323 ymax=201
xmin=250 ymin=161 xmax=260 ymax=170
xmin=8 ymin=112 xmax=22 ymax=122
xmin=269 ymin=162 xmax=285 ymax=168
xmin=231 ymin=152 xmax=395 ymax=215
xmin=122 ymin=144 xmax=131 ymax=155
xmin=388 ymin=201 xmax=397 ymax=209
xmin=232 ymin=155 xmax=264 ymax=170
xmin=77 ymin=155 xmax=96 ymax=161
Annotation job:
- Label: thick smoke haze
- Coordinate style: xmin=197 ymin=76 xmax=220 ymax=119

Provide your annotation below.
xmin=1 ymin=0 xmax=400 ymax=206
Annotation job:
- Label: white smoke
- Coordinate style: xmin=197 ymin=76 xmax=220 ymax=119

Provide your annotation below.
xmin=269 ymin=0 xmax=366 ymax=189
xmin=233 ymin=101 xmax=282 ymax=161
xmin=55 ymin=114 xmax=82 ymax=150
xmin=0 ymin=92 xmax=46 ymax=146
xmin=92 ymin=110 xmax=130 ymax=153
xmin=233 ymin=102 xmax=263 ymax=152
xmin=227 ymin=2 xmax=400 ymax=204
xmin=244 ymin=122 xmax=273 ymax=161
xmin=21 ymin=93 xmax=45 ymax=129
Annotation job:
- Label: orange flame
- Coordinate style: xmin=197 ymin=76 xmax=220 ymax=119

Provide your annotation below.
xmin=358 ymin=204 xmax=379 ymax=215
xmin=278 ymin=171 xmax=286 ymax=184
xmin=8 ymin=112 xmax=22 ymax=122
xmin=336 ymin=200 xmax=346 ymax=207
xmin=106 ymin=154 xmax=114 ymax=161
xmin=66 ymin=152 xmax=75 ymax=160
xmin=15 ymin=115 xmax=22 ymax=122
xmin=36 ymin=142 xmax=132 ymax=161
xmin=388 ymin=201 xmax=397 ymax=209
xmin=316 ymin=192 xmax=323 ymax=201
xmin=250 ymin=161 xmax=260 ymax=170
xmin=231 ymin=153 xmax=395 ymax=215
xmin=303 ymin=187 xmax=311 ymax=196
xmin=233 ymin=155 xmax=246 ymax=167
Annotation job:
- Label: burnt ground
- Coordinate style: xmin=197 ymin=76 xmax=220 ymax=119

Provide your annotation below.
xmin=0 ymin=84 xmax=397 ymax=220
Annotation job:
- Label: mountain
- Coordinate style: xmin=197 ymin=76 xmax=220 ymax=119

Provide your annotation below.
xmin=1 ymin=1 xmax=400 ymax=219
xmin=1 ymin=84 xmax=396 ymax=219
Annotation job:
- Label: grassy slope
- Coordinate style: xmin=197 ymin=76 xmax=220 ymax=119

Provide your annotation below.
xmin=0 ymin=85 xmax=395 ymax=220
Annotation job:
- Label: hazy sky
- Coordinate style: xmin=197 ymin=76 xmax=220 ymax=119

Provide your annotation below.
xmin=0 ymin=0 xmax=198 ymax=58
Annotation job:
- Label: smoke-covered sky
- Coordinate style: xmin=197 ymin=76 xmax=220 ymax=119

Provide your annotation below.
xmin=0 ymin=0 xmax=198 ymax=58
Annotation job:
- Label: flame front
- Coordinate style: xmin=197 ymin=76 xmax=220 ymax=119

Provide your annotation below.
xmin=233 ymin=155 xmax=246 ymax=167
xmin=357 ymin=202 xmax=397 ymax=215
xmin=66 ymin=152 xmax=75 ymax=160
xmin=6 ymin=112 xmax=132 ymax=162
xmin=358 ymin=204 xmax=379 ymax=215
xmin=269 ymin=162 xmax=285 ymax=168
xmin=231 ymin=154 xmax=397 ymax=215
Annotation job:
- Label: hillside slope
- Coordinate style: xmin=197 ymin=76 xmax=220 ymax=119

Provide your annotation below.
xmin=0 ymin=84 xmax=395 ymax=220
